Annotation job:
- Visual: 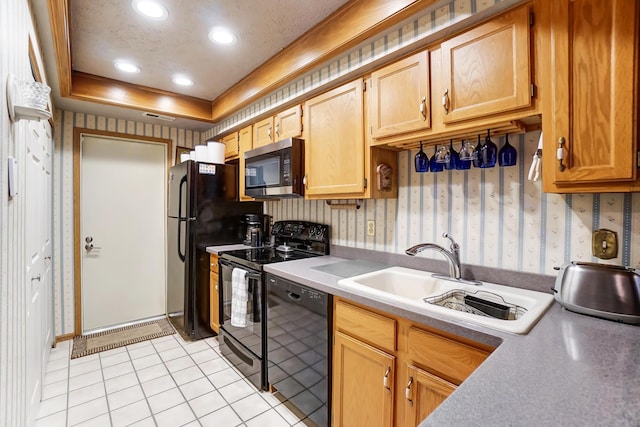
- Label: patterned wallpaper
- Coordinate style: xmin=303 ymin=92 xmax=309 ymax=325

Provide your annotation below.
xmin=266 ymin=130 xmax=640 ymax=276
xmin=52 ymin=111 xmax=207 ymax=337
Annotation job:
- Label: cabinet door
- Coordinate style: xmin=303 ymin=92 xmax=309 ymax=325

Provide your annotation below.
xmin=544 ymin=0 xmax=639 ymax=188
xmin=441 ymin=5 xmax=531 ymax=123
xmin=403 ymin=365 xmax=456 ymax=427
xmin=333 ymin=331 xmax=394 ymax=427
xmin=370 ymin=51 xmax=430 ymax=138
xmin=304 ymin=79 xmax=365 ymax=197
xmin=253 ymin=117 xmax=274 ymax=148
xmin=275 ymin=105 xmax=302 ymax=140
xmin=238 ymin=125 xmax=253 ymax=200
xmin=221 ymin=132 xmax=239 ymax=159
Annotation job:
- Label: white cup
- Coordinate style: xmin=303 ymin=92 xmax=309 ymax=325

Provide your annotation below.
xmin=207 ymin=141 xmax=225 ymax=164
xmin=195 ymin=145 xmax=208 ymax=161
xmin=180 ymin=153 xmax=191 ymax=163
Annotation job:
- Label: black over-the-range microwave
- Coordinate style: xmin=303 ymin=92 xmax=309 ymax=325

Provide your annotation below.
xmin=244 ymin=137 xmax=304 ymax=198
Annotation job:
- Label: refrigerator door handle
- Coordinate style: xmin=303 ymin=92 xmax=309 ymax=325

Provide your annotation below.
xmin=178 ymin=175 xmax=188 ymax=219
xmin=177 ymin=219 xmax=186 ymax=262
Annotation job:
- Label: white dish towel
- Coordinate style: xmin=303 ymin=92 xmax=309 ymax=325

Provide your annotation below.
xmin=231 ymin=267 xmax=248 ymax=327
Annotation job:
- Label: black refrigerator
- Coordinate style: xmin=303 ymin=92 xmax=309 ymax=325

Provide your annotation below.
xmin=167 ymin=160 xmax=262 ymax=340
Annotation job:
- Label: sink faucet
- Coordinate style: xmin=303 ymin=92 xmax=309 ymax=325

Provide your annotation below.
xmin=405 ymin=233 xmax=461 ymax=279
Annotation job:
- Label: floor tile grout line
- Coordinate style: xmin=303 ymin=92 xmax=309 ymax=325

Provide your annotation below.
xmin=125 ymin=343 xmax=160 ymax=426
xmin=97 ymin=350 xmax=114 ymax=427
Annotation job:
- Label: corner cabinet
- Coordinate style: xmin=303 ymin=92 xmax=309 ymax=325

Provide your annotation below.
xmin=541 ymin=0 xmax=640 ymax=193
xmin=440 ymin=4 xmax=532 ymax=123
xmin=209 ymin=254 xmax=220 ymax=333
xmin=304 ymin=79 xmax=398 ymax=199
xmin=332 ymin=298 xmax=493 ymax=427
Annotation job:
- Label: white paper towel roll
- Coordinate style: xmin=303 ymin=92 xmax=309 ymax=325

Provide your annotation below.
xmin=207 ymin=141 xmax=225 ymax=164
xmin=180 ymin=153 xmax=191 ymax=163
xmin=195 ymin=145 xmax=208 ymax=161
xmin=189 ymin=150 xmax=196 ymax=160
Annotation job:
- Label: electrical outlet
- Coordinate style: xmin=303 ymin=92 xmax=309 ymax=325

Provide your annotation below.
xmin=367 ymin=220 xmax=375 ymax=236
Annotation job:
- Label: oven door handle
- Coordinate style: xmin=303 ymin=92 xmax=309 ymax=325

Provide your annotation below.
xmin=219 ymin=259 xmax=262 ymax=281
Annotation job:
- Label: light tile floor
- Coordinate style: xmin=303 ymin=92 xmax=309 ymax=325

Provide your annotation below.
xmin=36 ymin=333 xmax=311 ymax=427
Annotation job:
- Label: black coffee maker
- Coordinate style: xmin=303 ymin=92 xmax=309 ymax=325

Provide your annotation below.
xmin=243 ymin=214 xmax=270 ymax=247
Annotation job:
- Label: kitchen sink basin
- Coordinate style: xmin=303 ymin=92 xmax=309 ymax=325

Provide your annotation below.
xmin=337 ymin=266 xmax=554 ymax=334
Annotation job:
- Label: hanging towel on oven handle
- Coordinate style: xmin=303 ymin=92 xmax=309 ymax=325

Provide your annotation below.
xmin=231 ymin=267 xmax=248 ymax=327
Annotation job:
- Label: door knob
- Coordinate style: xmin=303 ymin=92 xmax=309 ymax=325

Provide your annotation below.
xmin=85 ymin=243 xmax=102 ymax=251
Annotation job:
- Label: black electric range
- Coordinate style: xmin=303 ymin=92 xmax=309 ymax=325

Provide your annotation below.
xmin=217 ymin=220 xmax=330 ymax=391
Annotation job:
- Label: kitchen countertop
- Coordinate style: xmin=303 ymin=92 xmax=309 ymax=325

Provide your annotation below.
xmin=206 ymin=243 xmax=253 ymax=255
xmin=264 ymin=256 xmax=640 ymax=426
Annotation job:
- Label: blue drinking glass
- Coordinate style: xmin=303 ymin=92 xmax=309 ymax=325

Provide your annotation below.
xmin=472 ymin=134 xmax=482 ymax=168
xmin=456 ymin=140 xmax=472 ymax=170
xmin=498 ymin=133 xmax=517 ymax=167
xmin=445 ymin=139 xmax=458 ymax=170
xmin=478 ymin=129 xmax=497 ymax=168
xmin=429 ymin=145 xmax=444 ymax=172
xmin=414 ymin=141 xmax=429 ymax=172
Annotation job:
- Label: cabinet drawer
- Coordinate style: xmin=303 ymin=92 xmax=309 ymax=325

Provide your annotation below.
xmin=407 ymin=327 xmax=489 ymax=385
xmin=210 ymin=255 xmax=219 ymax=273
xmin=335 ymin=300 xmax=396 ymax=353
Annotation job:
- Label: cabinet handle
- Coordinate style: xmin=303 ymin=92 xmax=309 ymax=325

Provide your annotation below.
xmin=557 ymin=137 xmax=567 ymax=172
xmin=442 ymin=89 xmax=450 ymax=114
xmin=419 ymin=97 xmax=427 ymax=120
xmin=275 ymin=123 xmax=280 ymax=138
xmin=383 ymin=366 xmax=391 ymax=390
xmin=303 ymin=174 xmax=308 ymax=190
xmin=267 ymin=127 xmax=272 ymax=140
xmin=31 ymin=275 xmax=41 ymax=282
xmin=405 ymin=376 xmax=414 ymax=405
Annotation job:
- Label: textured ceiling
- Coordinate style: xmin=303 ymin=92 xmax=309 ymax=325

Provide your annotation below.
xmin=69 ymin=0 xmax=351 ymax=101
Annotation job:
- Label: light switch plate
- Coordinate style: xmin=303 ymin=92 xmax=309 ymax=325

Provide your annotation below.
xmin=367 ymin=220 xmax=375 ymax=236
xmin=592 ymin=228 xmax=618 ymax=259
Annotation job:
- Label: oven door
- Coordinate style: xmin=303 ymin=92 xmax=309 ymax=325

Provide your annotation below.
xmin=219 ymin=258 xmax=264 ymax=357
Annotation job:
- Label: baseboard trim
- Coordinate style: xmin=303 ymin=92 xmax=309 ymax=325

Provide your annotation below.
xmin=54 ymin=333 xmax=74 ymax=346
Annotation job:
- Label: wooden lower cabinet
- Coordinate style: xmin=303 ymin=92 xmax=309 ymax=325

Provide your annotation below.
xmin=403 ymin=365 xmax=456 ymax=427
xmin=332 ymin=331 xmax=395 ymax=427
xmin=209 ymin=254 xmax=219 ymax=333
xmin=332 ymin=298 xmax=493 ymax=427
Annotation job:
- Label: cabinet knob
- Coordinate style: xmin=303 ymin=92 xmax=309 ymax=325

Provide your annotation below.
xmin=267 ymin=126 xmax=272 ymax=140
xmin=405 ymin=376 xmax=414 ymax=405
xmin=557 ymin=137 xmax=567 ymax=172
xmin=419 ymin=97 xmax=427 ymax=120
xmin=303 ymin=174 xmax=308 ymax=190
xmin=383 ymin=366 xmax=391 ymax=391
xmin=442 ymin=89 xmax=450 ymax=114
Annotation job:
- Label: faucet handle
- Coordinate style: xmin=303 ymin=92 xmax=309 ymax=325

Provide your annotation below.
xmin=442 ymin=233 xmax=459 ymax=250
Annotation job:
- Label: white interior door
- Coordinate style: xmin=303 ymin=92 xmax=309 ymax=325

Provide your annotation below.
xmin=25 ymin=120 xmax=53 ymax=425
xmin=81 ymin=135 xmax=167 ymax=333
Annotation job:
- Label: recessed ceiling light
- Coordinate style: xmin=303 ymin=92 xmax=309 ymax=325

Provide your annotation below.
xmin=172 ymin=75 xmax=193 ymax=86
xmin=132 ymin=0 xmax=168 ymax=20
xmin=209 ymin=27 xmax=236 ymax=45
xmin=114 ymin=61 xmax=141 ymax=73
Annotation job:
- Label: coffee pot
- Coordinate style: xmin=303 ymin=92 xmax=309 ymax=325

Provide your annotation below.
xmin=243 ymin=214 xmax=262 ymax=246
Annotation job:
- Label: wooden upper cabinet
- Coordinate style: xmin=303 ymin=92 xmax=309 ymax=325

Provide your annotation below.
xmin=440 ymin=5 xmax=532 ymax=123
xmin=238 ymin=125 xmax=253 ymax=200
xmin=403 ymin=365 xmax=456 ymax=427
xmin=370 ymin=51 xmax=430 ymax=138
xmin=221 ymin=132 xmax=239 ymax=159
xmin=304 ymin=79 xmax=365 ymax=197
xmin=333 ymin=331 xmax=395 ymax=427
xmin=253 ymin=116 xmax=274 ymax=148
xmin=274 ymin=105 xmax=303 ymax=140
xmin=542 ymin=0 xmax=639 ymax=191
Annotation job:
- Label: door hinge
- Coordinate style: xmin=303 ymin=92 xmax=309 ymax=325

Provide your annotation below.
xmin=370 ymin=126 xmax=373 ymax=135
xmin=363 ymin=178 xmax=368 ymax=189
xmin=363 ymin=80 xmax=367 ymax=91
xmin=300 ymin=123 xmax=303 ymax=133
xmin=530 ymin=11 xmax=534 ymax=26
xmin=637 ymin=151 xmax=640 ymax=167
xmin=530 ymin=84 xmax=536 ymax=98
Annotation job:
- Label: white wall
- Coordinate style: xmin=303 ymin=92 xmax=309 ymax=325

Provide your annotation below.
xmin=0 ymin=0 xmax=52 ymax=424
